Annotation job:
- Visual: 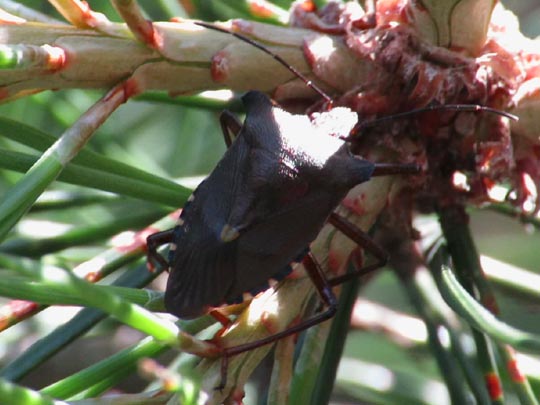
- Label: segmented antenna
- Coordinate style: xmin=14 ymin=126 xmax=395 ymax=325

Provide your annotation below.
xmin=348 ymin=103 xmax=518 ymax=139
xmin=193 ymin=21 xmax=333 ymax=105
xmin=194 ymin=21 xmax=518 ymax=136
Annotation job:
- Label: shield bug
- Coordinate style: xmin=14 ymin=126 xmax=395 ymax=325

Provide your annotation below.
xmin=147 ymin=21 xmax=515 ymax=368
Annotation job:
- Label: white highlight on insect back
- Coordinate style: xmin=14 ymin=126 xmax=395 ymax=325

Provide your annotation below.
xmin=273 ymin=107 xmax=358 ymax=168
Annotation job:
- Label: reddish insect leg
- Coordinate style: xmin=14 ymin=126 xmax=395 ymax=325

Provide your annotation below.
xmin=146 ymin=229 xmax=174 ymax=270
xmin=327 ymin=213 xmax=388 ymax=286
xmin=222 ymin=253 xmax=337 ymax=357
xmin=216 ymin=215 xmax=390 ymax=383
xmin=216 ymin=252 xmax=338 ymax=387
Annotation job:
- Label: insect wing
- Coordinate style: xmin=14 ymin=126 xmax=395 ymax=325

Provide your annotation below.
xmin=225 ymin=188 xmax=342 ymax=301
xmin=165 ymin=134 xmax=251 ymax=319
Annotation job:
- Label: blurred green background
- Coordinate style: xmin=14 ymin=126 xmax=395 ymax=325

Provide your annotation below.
xmin=0 ymin=1 xmax=539 ymax=404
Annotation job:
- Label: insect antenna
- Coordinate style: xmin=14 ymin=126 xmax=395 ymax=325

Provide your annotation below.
xmin=347 ymin=103 xmax=518 ymax=140
xmin=193 ymin=21 xmax=333 ymax=106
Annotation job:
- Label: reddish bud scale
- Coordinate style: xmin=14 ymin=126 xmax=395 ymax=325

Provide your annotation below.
xmin=485 ymin=372 xmax=503 ymax=400
xmin=300 ymin=0 xmax=316 ymax=12
xmin=169 ymin=209 xmax=182 ymax=219
xmin=261 ymin=312 xmax=302 ymax=344
xmin=78 ymin=1 xmax=100 ymax=28
xmin=45 ymin=45 xmax=67 ymax=71
xmin=507 ymin=358 xmax=526 ymax=383
xmin=261 ymin=311 xmax=280 ymax=335
xmin=9 ymin=300 xmax=39 ymax=316
xmin=342 ymin=193 xmax=367 ymax=216
xmin=232 ymin=20 xmax=255 ymax=35
xmin=376 ymin=0 xmax=408 ymax=25
xmin=231 ymin=388 xmax=246 ymax=405
xmin=137 ymin=20 xmax=159 ymax=49
xmin=0 ymin=300 xmax=39 ymax=330
xmin=211 ymin=51 xmax=230 ymax=83
xmin=113 ymin=230 xmax=151 ymax=254
xmin=85 ymin=272 xmax=102 ymax=283
xmin=123 ymin=77 xmax=141 ymax=101
xmin=287 ymin=265 xmax=304 ymax=280
xmin=353 ymin=94 xmax=395 ymax=117
xmin=519 ymin=149 xmax=540 ymax=177
xmin=521 ymin=172 xmax=536 ymax=197
xmin=240 ymin=297 xmax=310 ymax=343
xmin=0 ymin=11 xmax=25 ymax=24
xmin=248 ymin=2 xmax=274 ymax=19
xmin=327 ymin=250 xmax=341 ymax=274
xmin=103 ymin=77 xmax=140 ymax=104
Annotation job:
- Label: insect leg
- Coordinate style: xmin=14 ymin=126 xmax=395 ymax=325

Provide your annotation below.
xmin=222 ymin=253 xmax=337 ymax=358
xmin=146 ymin=229 xmax=174 ymax=270
xmin=217 ymin=252 xmax=337 ymax=388
xmin=326 ymin=213 xmax=388 ymax=286
xmin=219 ymin=110 xmax=242 ymax=148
